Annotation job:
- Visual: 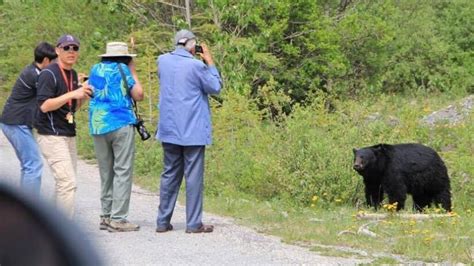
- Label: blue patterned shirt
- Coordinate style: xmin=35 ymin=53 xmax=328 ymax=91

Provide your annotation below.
xmin=88 ymin=62 xmax=137 ymax=135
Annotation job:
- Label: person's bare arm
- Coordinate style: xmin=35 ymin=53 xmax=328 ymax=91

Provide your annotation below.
xmin=128 ymin=60 xmax=144 ymax=101
xmin=40 ymin=86 xmax=92 ymax=113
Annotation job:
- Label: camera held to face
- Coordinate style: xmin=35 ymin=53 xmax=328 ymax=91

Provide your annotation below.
xmin=195 ymin=45 xmax=203 ymax=54
xmin=135 ymin=119 xmax=151 ymax=141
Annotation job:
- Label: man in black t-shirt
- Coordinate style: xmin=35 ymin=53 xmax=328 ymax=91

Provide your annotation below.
xmin=35 ymin=34 xmax=92 ymax=218
xmin=0 ymin=42 xmax=57 ymax=196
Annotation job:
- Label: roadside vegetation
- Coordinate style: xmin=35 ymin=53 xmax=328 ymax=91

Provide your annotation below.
xmin=1 ymin=0 xmax=472 ymax=263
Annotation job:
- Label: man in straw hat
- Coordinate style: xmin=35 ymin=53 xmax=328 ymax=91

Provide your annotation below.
xmin=155 ymin=29 xmax=222 ymax=233
xmin=88 ymin=41 xmax=144 ymax=232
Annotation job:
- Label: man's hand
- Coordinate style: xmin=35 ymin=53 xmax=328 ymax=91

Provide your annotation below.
xmin=73 ymin=84 xmax=93 ymax=100
xmin=200 ymin=43 xmax=214 ymax=66
xmin=40 ymin=84 xmax=92 ymax=113
xmin=78 ymin=72 xmax=88 ymax=83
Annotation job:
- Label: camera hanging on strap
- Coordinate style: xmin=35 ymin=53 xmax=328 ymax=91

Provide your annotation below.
xmin=117 ymin=64 xmax=151 ymax=141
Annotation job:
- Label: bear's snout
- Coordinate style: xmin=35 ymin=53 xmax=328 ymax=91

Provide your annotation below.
xmin=353 ymin=163 xmax=363 ymax=171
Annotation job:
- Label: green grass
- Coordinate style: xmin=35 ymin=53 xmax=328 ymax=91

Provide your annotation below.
xmin=204 ymin=192 xmax=473 ymax=263
xmin=2 ymin=87 xmax=472 ymax=263
xmin=76 ymin=92 xmax=469 ymax=263
xmin=1 ymin=1 xmax=472 ymax=263
xmin=191 ymin=93 xmax=474 ymax=263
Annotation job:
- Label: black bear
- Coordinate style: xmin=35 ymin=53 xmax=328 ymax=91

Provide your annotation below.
xmin=352 ymin=143 xmax=451 ymax=212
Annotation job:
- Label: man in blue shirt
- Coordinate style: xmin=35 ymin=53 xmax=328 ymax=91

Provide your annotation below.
xmin=155 ymin=29 xmax=222 ymax=233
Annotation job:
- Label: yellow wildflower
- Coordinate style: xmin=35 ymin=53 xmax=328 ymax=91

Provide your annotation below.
xmin=448 ymin=211 xmax=458 ymax=217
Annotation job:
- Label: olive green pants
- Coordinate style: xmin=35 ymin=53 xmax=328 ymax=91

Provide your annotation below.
xmin=93 ymin=125 xmax=135 ymax=221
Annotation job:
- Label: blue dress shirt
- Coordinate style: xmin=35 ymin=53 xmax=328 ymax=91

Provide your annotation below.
xmin=156 ymin=48 xmax=222 ymax=145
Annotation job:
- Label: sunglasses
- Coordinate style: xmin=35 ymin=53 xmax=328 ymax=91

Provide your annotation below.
xmin=62 ymin=45 xmax=79 ymax=52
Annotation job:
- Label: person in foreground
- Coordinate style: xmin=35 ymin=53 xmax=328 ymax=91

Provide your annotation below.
xmin=0 ymin=42 xmax=57 ymax=196
xmin=35 ymin=34 xmax=92 ymax=218
xmin=88 ymin=42 xmax=144 ymax=232
xmin=155 ymin=29 xmax=222 ymax=233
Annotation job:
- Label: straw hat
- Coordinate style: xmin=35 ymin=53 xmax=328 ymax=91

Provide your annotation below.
xmin=99 ymin=42 xmax=136 ymax=57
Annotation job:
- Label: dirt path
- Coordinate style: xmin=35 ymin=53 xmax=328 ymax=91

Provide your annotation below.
xmin=0 ymin=132 xmax=369 ymax=265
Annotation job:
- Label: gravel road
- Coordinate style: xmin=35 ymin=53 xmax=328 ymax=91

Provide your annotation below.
xmin=0 ymin=132 xmax=368 ymax=265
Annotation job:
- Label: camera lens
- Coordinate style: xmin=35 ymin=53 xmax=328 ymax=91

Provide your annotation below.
xmin=135 ymin=120 xmax=151 ymax=141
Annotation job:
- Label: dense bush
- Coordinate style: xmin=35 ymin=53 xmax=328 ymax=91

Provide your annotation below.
xmin=1 ymin=0 xmax=472 ymax=210
xmin=205 ymin=93 xmax=473 ymax=210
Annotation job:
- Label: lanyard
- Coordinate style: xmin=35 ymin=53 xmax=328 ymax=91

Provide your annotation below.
xmin=58 ymin=65 xmax=73 ymax=108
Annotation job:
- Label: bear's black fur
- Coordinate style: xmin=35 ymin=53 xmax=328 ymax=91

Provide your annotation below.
xmin=352 ymin=143 xmax=451 ymax=212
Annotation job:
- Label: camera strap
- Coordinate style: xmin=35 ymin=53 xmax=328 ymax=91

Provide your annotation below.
xmin=117 ymin=63 xmax=140 ymax=119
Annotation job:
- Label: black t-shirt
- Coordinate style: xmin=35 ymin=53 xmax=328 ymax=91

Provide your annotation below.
xmin=0 ymin=63 xmax=41 ymax=127
xmin=35 ymin=63 xmax=78 ymax=136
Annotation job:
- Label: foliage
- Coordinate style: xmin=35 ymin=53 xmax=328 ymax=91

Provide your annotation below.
xmin=0 ymin=0 xmax=130 ymax=87
xmin=1 ymin=1 xmax=473 ymax=263
xmin=192 ymin=0 xmax=474 ymax=100
xmin=206 ymin=93 xmax=474 ymax=211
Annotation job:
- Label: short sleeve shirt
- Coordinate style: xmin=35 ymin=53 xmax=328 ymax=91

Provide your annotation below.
xmin=88 ymin=62 xmax=137 ymax=135
xmin=35 ymin=63 xmax=78 ymax=136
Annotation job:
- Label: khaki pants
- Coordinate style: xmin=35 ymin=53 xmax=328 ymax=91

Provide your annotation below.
xmin=37 ymin=135 xmax=77 ymax=218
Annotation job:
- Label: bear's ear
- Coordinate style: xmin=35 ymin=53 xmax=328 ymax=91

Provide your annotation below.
xmin=373 ymin=144 xmax=384 ymax=153
xmin=352 ymin=148 xmax=358 ymax=154
xmin=375 ymin=144 xmax=388 ymax=154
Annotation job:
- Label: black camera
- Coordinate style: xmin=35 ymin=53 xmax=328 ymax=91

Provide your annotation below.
xmin=195 ymin=45 xmax=203 ymax=54
xmin=135 ymin=119 xmax=151 ymax=141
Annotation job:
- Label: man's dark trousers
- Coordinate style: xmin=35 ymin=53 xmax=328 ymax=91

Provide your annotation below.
xmin=157 ymin=142 xmax=205 ymax=230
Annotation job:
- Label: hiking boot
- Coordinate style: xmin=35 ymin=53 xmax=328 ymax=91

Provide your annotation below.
xmin=107 ymin=220 xmax=140 ymax=232
xmin=185 ymin=224 xmax=214 ymax=234
xmin=99 ymin=217 xmax=110 ymax=230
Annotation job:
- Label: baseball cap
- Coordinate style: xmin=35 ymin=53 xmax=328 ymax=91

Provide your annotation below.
xmin=174 ymin=29 xmax=196 ymax=45
xmin=56 ymin=34 xmax=80 ymax=47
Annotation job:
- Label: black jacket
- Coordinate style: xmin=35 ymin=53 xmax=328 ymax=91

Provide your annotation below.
xmin=0 ymin=63 xmax=41 ymax=127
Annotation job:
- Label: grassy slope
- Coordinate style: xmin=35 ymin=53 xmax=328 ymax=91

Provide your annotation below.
xmin=198 ymin=93 xmax=473 ymax=263
xmin=2 ymin=70 xmax=472 ymax=264
xmin=115 ymin=93 xmax=473 ymax=263
xmin=1 ymin=2 xmax=472 ymax=262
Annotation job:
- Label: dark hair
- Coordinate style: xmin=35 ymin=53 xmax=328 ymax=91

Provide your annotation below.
xmin=101 ymin=56 xmax=132 ymax=65
xmin=34 ymin=42 xmax=57 ymax=63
